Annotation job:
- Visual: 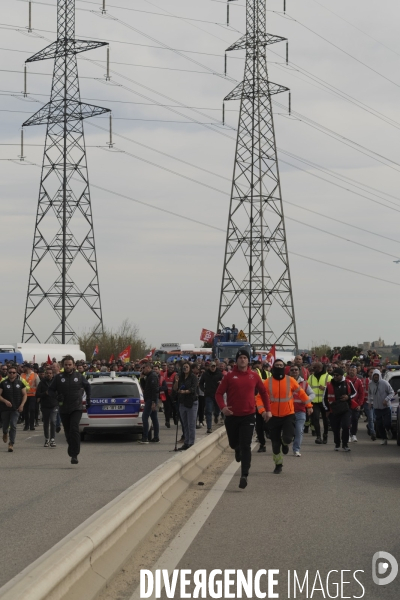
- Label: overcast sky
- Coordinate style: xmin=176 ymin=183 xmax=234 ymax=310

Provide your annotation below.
xmin=1 ymin=0 xmax=400 ymax=352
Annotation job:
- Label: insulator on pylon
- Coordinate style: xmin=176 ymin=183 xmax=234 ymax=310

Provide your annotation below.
xmin=227 ymin=3 xmax=229 ymax=26
xmin=19 ymin=129 xmax=25 ymax=161
xmin=28 ymin=1 xmax=32 ymax=32
xmin=223 ymin=103 xmax=225 ymax=126
xmin=108 ymin=113 xmax=113 ymax=148
xmin=224 ymin=53 xmax=227 ymax=76
xmin=286 ymin=42 xmax=289 ymax=64
xmin=288 ymin=92 xmax=291 ymax=115
xmin=23 ymin=65 xmax=27 ymax=97
xmin=105 ymin=47 xmax=110 ymax=81
xmin=284 ymin=0 xmax=286 ymax=13
xmin=102 ymin=0 xmax=106 ymax=14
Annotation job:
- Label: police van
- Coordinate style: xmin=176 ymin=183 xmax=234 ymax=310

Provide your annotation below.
xmin=79 ymin=373 xmax=145 ymax=441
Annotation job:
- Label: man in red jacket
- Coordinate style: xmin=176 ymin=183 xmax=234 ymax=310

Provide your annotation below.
xmin=346 ymin=365 xmax=364 ymax=442
xmin=215 ymin=347 xmax=271 ymax=490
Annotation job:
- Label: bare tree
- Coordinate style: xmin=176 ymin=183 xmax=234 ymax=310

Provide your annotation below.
xmin=78 ymin=319 xmax=149 ymax=362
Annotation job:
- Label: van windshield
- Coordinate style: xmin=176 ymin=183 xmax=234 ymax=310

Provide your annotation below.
xmin=91 ymin=382 xmax=140 ymax=398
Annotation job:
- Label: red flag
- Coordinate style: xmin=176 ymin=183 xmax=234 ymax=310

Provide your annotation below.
xmin=109 ymin=354 xmax=115 ymax=363
xmin=47 ymin=355 xmax=52 ymax=365
xmin=146 ymin=348 xmax=156 ymax=358
xmin=266 ymin=345 xmax=276 ymax=368
xmin=118 ymin=345 xmax=131 ymax=363
xmin=200 ymin=328 xmax=215 ymax=343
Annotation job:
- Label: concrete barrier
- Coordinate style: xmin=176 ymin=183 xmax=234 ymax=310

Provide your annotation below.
xmin=0 ymin=428 xmax=228 ymax=600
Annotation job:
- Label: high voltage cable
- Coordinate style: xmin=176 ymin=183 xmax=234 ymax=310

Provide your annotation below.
xmin=308 ymin=0 xmax=400 ymax=59
xmin=13 ymin=159 xmax=400 ymax=286
xmin=280 ymin=12 xmax=400 ymax=91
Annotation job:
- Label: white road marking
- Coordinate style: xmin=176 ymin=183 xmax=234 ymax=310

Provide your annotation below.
xmin=129 ymin=444 xmax=256 ymax=600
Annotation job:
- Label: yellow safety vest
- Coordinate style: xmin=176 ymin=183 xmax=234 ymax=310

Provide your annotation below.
xmin=307 ymin=373 xmax=332 ymax=404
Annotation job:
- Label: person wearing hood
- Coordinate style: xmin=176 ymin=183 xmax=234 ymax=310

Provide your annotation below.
xmin=289 ymin=364 xmax=315 ymax=457
xmin=215 ymin=347 xmax=271 ymax=490
xmin=322 ymin=368 xmax=357 ymax=451
xmin=368 ymin=369 xmax=394 ymax=445
xmin=256 ymin=359 xmax=309 ymax=473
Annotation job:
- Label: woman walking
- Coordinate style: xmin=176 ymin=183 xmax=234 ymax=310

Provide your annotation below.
xmin=174 ymin=362 xmax=198 ymax=451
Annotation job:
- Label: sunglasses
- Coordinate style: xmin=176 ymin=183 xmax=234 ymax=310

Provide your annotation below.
xmin=8 ymin=371 xmax=17 ymax=374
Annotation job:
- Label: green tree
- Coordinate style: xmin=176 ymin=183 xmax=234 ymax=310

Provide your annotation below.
xmin=338 ymin=345 xmax=360 ymax=361
xmin=78 ymin=319 xmax=148 ymax=362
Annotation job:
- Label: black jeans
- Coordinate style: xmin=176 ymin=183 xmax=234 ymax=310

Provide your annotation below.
xmin=330 ymin=411 xmax=351 ymax=447
xmin=255 ymin=411 xmax=267 ymax=446
xmin=164 ymin=395 xmax=177 ymax=425
xmin=60 ymin=411 xmax=82 ymax=457
xmin=197 ymin=395 xmax=205 ymax=424
xmin=350 ymin=408 xmax=360 ymax=436
xmin=374 ymin=407 xmax=392 ymax=440
xmin=224 ymin=413 xmax=256 ymax=477
xmin=42 ymin=407 xmax=57 ymax=440
xmin=311 ymin=402 xmax=329 ymax=438
xmin=23 ymin=396 xmax=36 ymax=429
xmin=269 ymin=414 xmax=296 ymax=456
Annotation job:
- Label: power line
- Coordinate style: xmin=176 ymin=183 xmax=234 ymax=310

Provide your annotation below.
xmin=10 ymin=159 xmax=400 ymax=289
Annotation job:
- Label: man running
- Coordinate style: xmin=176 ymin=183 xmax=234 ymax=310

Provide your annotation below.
xmin=257 ymin=360 xmax=309 ymax=473
xmin=0 ymin=366 xmax=28 ymax=452
xmin=49 ymin=355 xmax=91 ymax=464
xmin=215 ymin=347 xmax=271 ymax=490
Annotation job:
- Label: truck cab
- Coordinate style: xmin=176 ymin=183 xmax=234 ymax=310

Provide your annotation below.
xmin=212 ymin=329 xmax=253 ymax=361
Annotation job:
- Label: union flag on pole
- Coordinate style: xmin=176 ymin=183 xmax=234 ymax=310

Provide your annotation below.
xmin=92 ymin=345 xmax=99 ymax=359
xmin=200 ymin=328 xmax=215 ymax=343
xmin=47 ymin=355 xmax=52 ymax=365
xmin=109 ymin=354 xmax=115 ymax=364
xmin=146 ymin=348 xmax=156 ymax=358
xmin=118 ymin=346 xmax=131 ymax=363
xmin=266 ymin=345 xmax=276 ymax=368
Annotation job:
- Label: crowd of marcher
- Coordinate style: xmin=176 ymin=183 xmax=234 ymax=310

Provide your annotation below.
xmin=0 ymin=348 xmax=396 ymax=483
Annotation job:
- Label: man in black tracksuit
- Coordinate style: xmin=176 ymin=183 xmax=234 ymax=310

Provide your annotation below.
xmin=36 ymin=366 xmax=58 ymax=447
xmin=199 ymin=362 xmax=223 ymax=433
xmin=139 ymin=363 xmax=160 ymax=444
xmin=49 ymin=355 xmax=91 ymax=464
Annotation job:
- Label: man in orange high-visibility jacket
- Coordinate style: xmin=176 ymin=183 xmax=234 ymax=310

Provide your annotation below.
xmin=256 ymin=359 xmax=309 ymax=474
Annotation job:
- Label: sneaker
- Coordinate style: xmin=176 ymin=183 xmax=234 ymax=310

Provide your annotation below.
xmin=323 ymin=434 xmax=328 ymax=444
xmin=138 ymin=439 xmax=149 ymax=444
xmin=352 ymin=435 xmax=358 ymax=442
xmin=44 ymin=439 xmax=50 ymax=448
xmin=257 ymin=445 xmax=266 ymax=453
xmin=165 ymin=421 xmax=170 ymax=429
xmin=334 ymin=446 xmax=340 ymax=451
xmin=381 ymin=439 xmax=388 ymax=445
xmin=178 ymin=444 xmax=190 ymax=451
xmin=311 ymin=430 xmax=316 ymax=437
xmin=235 ymin=447 xmax=241 ymax=463
xmin=303 ymin=426 xmax=309 ymax=434
xmin=214 ymin=415 xmax=219 ymax=424
xmin=206 ymin=428 xmax=212 ymax=434
xmin=23 ymin=426 xmax=29 ymax=431
xmin=2 ymin=432 xmax=8 ymax=444
xmin=348 ymin=436 xmax=352 ymax=442
xmin=195 ymin=424 xmax=202 ymax=429
xmin=179 ymin=435 xmax=185 ymax=442
xmin=239 ymin=476 xmax=248 ymax=489
xmin=315 ymin=437 xmax=322 ymax=445
xmin=8 ymin=443 xmax=13 ymax=452
xmin=199 ymin=422 xmax=204 ymax=428
xmin=71 ymin=456 xmax=79 ymax=464
xmin=30 ymin=427 xmax=35 ymax=431
xmin=35 ymin=420 xmax=39 ymax=427
xmin=386 ymin=429 xmax=393 ymax=440
xmin=50 ymin=439 xmax=56 ymax=448
xmin=56 ymin=426 xmax=61 ymax=433
xmin=282 ymin=444 xmax=289 ymax=455
xmin=150 ymin=437 xmax=160 ymax=443
xmin=371 ymin=433 xmax=376 ymax=441
xmin=293 ymin=451 xmax=301 ymax=457
xmin=342 ymin=446 xmax=351 ymax=452
xmin=273 ymin=464 xmax=283 ymax=474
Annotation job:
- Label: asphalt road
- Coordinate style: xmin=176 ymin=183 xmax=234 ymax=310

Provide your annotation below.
xmin=0 ymin=417 xmax=211 ymax=588
xmin=133 ymin=423 xmax=400 ymax=600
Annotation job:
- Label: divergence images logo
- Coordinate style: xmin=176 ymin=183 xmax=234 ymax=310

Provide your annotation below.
xmin=372 ymin=551 xmax=398 ymax=586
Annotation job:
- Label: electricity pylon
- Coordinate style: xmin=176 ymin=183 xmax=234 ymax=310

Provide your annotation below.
xmin=22 ymin=0 xmax=109 ymax=343
xmin=217 ymin=0 xmax=298 ymax=351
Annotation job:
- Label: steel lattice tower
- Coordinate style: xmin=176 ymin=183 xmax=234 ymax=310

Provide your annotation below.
xmin=217 ymin=0 xmax=297 ymax=351
xmin=22 ymin=0 xmax=109 ymax=343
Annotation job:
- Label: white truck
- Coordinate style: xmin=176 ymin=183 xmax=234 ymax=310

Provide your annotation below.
xmin=15 ymin=343 xmax=86 ymax=365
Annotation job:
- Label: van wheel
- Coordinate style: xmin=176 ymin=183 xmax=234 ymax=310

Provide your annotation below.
xmin=80 ymin=432 xmax=85 ymax=442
